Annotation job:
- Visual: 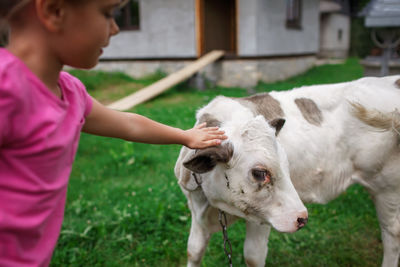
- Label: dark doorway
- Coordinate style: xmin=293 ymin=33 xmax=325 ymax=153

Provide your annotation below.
xmin=199 ymin=0 xmax=237 ymax=55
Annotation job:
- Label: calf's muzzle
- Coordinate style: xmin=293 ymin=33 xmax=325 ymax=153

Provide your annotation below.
xmin=297 ymin=215 xmax=308 ymax=230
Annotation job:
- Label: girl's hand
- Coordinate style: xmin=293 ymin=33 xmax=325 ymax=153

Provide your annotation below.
xmin=184 ymin=122 xmax=227 ymax=149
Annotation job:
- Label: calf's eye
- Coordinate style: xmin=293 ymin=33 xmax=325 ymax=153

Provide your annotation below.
xmin=252 ymin=169 xmax=271 ymax=184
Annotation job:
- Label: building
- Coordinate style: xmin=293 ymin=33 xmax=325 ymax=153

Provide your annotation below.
xmin=319 ymin=0 xmax=351 ymax=59
xmin=96 ymin=0 xmax=334 ymax=87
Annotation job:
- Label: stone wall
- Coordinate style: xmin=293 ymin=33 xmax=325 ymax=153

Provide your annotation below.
xmin=94 ymin=55 xmax=316 ymax=88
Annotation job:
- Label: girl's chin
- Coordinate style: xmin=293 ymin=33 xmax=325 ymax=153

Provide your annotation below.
xmin=67 ymin=59 xmax=99 ymax=70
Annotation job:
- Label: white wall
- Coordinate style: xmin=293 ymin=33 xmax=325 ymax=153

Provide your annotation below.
xmin=102 ymin=0 xmax=197 ymax=59
xmin=238 ymin=0 xmax=320 ymax=56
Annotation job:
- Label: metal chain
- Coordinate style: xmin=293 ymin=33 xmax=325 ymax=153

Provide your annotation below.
xmin=192 ymin=173 xmax=232 ymax=266
xmin=218 ymin=209 xmax=233 ymax=267
xmin=192 ymin=172 xmax=202 ymax=187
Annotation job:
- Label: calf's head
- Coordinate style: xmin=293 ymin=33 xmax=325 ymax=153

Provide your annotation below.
xmin=183 ymin=116 xmax=308 ymax=233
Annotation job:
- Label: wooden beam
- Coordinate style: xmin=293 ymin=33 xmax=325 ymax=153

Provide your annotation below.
xmin=195 ymin=0 xmax=204 ymax=56
xmin=107 ymin=50 xmax=225 ymax=111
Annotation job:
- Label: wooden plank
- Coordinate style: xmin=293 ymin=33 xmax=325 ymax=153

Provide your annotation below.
xmin=107 ymin=50 xmax=225 ymax=111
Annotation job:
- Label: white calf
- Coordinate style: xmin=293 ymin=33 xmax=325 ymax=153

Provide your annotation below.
xmin=175 ymin=75 xmax=400 ymax=267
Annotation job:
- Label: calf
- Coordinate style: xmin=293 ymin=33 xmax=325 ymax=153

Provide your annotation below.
xmin=174 ymin=75 xmax=400 ymax=267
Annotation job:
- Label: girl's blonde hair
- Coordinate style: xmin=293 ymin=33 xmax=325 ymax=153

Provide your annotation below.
xmin=1 ymin=0 xmax=129 ymax=20
xmin=0 ymin=0 xmax=129 ymax=46
xmin=0 ymin=0 xmax=31 ymax=22
xmin=0 ymin=0 xmax=32 ymax=46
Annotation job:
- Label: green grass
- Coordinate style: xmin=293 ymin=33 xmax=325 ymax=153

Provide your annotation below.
xmin=51 ymin=58 xmax=382 ymax=266
xmin=68 ymin=70 xmax=165 ymax=105
xmin=255 ymin=58 xmax=363 ymax=92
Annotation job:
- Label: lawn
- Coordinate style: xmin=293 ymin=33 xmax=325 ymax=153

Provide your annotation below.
xmin=51 ymin=58 xmax=383 ymax=266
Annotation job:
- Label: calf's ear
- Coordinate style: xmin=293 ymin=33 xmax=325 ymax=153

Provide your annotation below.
xmin=183 ymin=143 xmax=233 ymax=173
xmin=269 ymin=118 xmax=285 ymax=136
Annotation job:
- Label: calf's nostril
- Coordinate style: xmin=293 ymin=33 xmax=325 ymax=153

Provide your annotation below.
xmin=297 ymin=217 xmax=308 ymax=229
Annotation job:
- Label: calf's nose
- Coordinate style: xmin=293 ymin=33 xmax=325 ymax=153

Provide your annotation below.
xmin=297 ymin=217 xmax=308 ymax=229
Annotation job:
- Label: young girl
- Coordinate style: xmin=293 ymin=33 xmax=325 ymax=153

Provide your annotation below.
xmin=0 ymin=0 xmax=227 ymax=266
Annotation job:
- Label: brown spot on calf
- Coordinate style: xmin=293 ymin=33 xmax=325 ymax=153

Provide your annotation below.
xmin=295 ymin=98 xmax=323 ymax=126
xmin=237 ymin=93 xmax=285 ymax=121
xmin=198 ymin=113 xmax=221 ymax=127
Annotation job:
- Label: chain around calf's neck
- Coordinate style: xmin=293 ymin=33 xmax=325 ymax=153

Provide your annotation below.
xmin=192 ymin=172 xmax=233 ymax=266
xmin=219 ymin=209 xmax=233 ymax=267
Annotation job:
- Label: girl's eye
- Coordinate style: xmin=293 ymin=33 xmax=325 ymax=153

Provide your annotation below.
xmin=104 ymin=11 xmax=113 ymax=18
xmin=104 ymin=8 xmax=119 ymax=18
xmin=251 ymin=169 xmax=271 ymax=184
xmin=112 ymin=8 xmax=122 ymax=17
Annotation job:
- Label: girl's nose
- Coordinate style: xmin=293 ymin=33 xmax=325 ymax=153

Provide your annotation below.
xmin=110 ymin=19 xmax=120 ymax=36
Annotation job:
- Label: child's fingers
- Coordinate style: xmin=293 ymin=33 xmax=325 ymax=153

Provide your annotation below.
xmin=196 ymin=125 xmax=226 ymax=136
xmin=209 ymin=133 xmax=227 ymax=140
xmin=187 ymin=124 xmax=227 ymax=148
xmin=211 ymin=139 xmax=222 ymax=146
xmin=206 ymin=128 xmax=227 ymax=140
xmin=211 ymin=129 xmax=227 ymax=138
xmin=195 ymin=123 xmax=222 ymax=132
xmin=203 ymin=126 xmax=220 ymax=131
xmin=200 ymin=139 xmax=222 ymax=148
xmin=203 ymin=133 xmax=227 ymax=145
xmin=195 ymin=122 xmax=207 ymax=129
xmin=201 ymin=126 xmax=225 ymax=136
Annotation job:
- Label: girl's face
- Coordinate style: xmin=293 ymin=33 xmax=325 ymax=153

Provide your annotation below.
xmin=55 ymin=0 xmax=120 ymax=69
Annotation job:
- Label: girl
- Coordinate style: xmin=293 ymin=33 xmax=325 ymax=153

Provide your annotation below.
xmin=0 ymin=0 xmax=227 ymax=266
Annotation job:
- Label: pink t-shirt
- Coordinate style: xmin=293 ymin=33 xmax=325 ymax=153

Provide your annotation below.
xmin=0 ymin=48 xmax=93 ymax=266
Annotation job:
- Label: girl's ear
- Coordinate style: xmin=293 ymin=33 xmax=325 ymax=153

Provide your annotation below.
xmin=35 ymin=0 xmax=66 ymax=32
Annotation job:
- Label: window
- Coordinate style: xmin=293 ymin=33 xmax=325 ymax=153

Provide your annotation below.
xmin=114 ymin=0 xmax=140 ymax=30
xmin=338 ymin=29 xmax=343 ymax=41
xmin=286 ymin=0 xmax=302 ymax=29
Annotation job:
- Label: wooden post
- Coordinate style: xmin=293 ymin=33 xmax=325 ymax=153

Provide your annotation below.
xmin=107 ymin=50 xmax=225 ymax=111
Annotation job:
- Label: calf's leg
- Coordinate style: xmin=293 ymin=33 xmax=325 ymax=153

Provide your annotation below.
xmin=244 ymin=221 xmax=271 ymax=267
xmin=187 ymin=216 xmax=211 ymax=267
xmin=373 ymin=191 xmax=400 ymax=267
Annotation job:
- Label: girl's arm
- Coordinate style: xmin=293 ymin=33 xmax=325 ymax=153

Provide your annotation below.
xmin=82 ymin=98 xmax=227 ymax=149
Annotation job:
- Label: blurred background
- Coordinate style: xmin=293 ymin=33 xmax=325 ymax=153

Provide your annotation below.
xmin=93 ymin=0 xmax=400 ymax=88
